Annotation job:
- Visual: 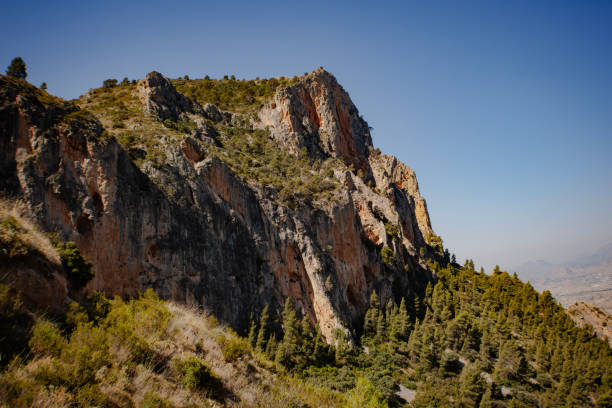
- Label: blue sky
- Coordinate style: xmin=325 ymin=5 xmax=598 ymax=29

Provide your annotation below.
xmin=2 ymin=0 xmax=611 ymax=271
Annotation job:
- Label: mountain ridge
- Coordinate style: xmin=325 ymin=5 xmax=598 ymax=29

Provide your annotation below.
xmin=0 ymin=70 xmax=439 ymax=343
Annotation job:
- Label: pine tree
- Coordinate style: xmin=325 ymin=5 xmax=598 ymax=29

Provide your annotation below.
xmin=386 ymin=300 xmax=398 ymax=340
xmin=312 ymin=327 xmax=325 ymax=363
xmin=334 ymin=328 xmax=349 ymax=365
xmin=459 ymin=364 xmax=486 ymax=406
xmin=265 ymin=332 xmax=277 ymax=358
xmin=247 ymin=314 xmax=257 ymax=347
xmin=364 ymin=291 xmax=380 ymax=336
xmin=425 ymin=282 xmax=433 ymax=304
xmin=376 ymin=310 xmax=386 ymax=341
xmin=255 ymin=305 xmax=269 ymax=352
xmin=299 ymin=315 xmax=313 ymax=357
xmin=549 ymin=341 xmax=564 ymax=380
xmin=412 ymin=294 xmax=422 ymax=319
xmin=276 ymin=298 xmax=302 ymax=368
xmin=535 ymin=340 xmax=549 ymax=371
xmin=6 ymin=57 xmax=27 ymax=79
xmin=397 ymin=298 xmax=411 ymax=339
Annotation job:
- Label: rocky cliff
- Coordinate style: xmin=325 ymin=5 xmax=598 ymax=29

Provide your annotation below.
xmin=567 ymin=302 xmax=612 ymax=347
xmin=0 ymin=70 xmax=437 ymax=342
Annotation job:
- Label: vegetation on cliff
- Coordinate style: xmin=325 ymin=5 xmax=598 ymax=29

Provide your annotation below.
xmin=214 ymin=126 xmax=340 ymax=205
xmin=173 ymin=74 xmax=301 ymax=112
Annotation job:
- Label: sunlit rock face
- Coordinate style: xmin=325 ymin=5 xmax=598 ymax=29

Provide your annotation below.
xmin=0 ymin=71 xmax=436 ymax=342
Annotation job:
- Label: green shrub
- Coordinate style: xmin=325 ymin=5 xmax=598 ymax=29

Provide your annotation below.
xmin=103 ymin=79 xmax=118 ymax=88
xmin=344 ymin=377 xmax=388 ymax=408
xmin=54 ymin=241 xmax=94 ymax=290
xmin=103 ymin=289 xmax=170 ymax=365
xmin=141 ymin=391 xmax=172 ymax=408
xmin=384 ymin=222 xmax=399 ymax=239
xmin=62 ymin=323 xmax=110 ymax=385
xmin=29 ymin=319 xmax=65 ymax=357
xmin=173 ymin=356 xmax=223 ymax=395
xmin=162 ymin=119 xmax=176 ymax=129
xmin=219 ymin=334 xmax=250 ymax=362
xmin=111 ymin=119 xmax=125 ymax=129
xmin=75 ymin=383 xmax=107 ymax=406
xmin=176 ymin=118 xmax=196 ymax=134
xmin=380 ymin=246 xmax=395 ymax=266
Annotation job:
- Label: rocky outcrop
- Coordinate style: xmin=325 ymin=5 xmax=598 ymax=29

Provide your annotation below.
xmin=0 ymin=72 xmax=436 ymax=342
xmin=368 ymin=153 xmax=433 ymax=243
xmin=259 ymin=68 xmax=373 ymax=176
xmin=568 ymin=302 xmax=612 ymax=346
xmin=136 ymin=71 xmax=204 ymax=121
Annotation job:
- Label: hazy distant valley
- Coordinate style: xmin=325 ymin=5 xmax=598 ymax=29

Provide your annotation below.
xmin=515 ymin=243 xmax=612 ymax=314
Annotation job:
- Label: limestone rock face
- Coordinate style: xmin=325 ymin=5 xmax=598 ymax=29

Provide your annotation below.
xmin=259 ymin=68 xmax=373 ymax=175
xmin=136 ymin=71 xmax=203 ymax=121
xmin=0 ymin=72 xmax=436 ymax=342
xmin=368 ymin=153 xmax=433 ymax=243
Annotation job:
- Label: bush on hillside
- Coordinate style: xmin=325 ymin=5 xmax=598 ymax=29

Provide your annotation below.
xmin=54 ymin=241 xmax=94 ymax=290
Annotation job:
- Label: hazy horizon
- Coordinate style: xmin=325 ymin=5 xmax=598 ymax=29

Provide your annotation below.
xmin=2 ymin=0 xmax=611 ymax=273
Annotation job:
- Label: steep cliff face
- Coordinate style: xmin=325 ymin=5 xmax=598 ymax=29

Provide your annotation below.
xmin=259 ymin=68 xmax=373 ymax=176
xmin=0 ymin=71 xmax=436 ymax=342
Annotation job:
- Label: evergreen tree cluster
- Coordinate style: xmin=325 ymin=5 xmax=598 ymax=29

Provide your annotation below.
xmin=247 ymin=299 xmax=334 ymax=371
xmin=396 ymin=263 xmax=612 ymax=407
xmin=247 ymin=261 xmax=611 ymax=407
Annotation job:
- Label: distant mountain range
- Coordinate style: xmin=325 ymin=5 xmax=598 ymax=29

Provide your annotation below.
xmin=514 ymin=243 xmax=612 ymax=314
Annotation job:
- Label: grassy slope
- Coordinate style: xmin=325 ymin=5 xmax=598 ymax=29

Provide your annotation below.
xmin=0 ymin=289 xmax=347 ymax=408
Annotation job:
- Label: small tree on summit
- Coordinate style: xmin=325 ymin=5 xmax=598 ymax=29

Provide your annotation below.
xmin=6 ymin=57 xmax=27 ymax=79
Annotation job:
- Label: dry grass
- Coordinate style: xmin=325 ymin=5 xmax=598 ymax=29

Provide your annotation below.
xmin=165 ymin=303 xmax=273 ymax=406
xmin=0 ymin=293 xmax=345 ymax=407
xmin=0 ymin=197 xmax=60 ymax=265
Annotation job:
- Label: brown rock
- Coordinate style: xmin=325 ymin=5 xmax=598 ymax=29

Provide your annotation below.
xmin=258 ymin=68 xmax=373 ymax=176
xmin=0 ymin=73 xmax=435 ymax=343
xmin=135 ymin=71 xmax=203 ymax=122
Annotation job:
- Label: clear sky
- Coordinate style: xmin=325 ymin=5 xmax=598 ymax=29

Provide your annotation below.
xmin=2 ymin=0 xmax=611 ymax=272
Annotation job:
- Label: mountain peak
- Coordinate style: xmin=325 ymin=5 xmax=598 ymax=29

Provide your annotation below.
xmin=259 ymin=68 xmax=373 ymax=175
